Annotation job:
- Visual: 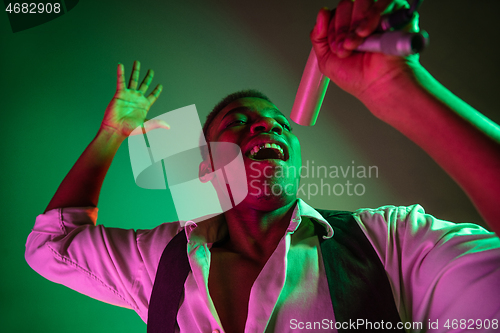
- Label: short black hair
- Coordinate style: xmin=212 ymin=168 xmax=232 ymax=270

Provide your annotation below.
xmin=200 ymin=89 xmax=273 ymax=160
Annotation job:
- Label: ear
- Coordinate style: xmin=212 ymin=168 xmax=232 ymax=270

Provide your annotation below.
xmin=199 ymin=160 xmax=214 ymax=183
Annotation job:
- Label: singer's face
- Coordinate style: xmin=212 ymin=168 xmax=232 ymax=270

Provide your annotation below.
xmin=208 ymin=97 xmax=302 ymax=203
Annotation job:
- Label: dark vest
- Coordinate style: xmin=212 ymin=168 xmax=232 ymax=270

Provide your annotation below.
xmin=147 ymin=210 xmax=404 ymax=332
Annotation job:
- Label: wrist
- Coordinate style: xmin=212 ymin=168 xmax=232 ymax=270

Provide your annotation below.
xmin=97 ymin=125 xmax=127 ymax=143
xmin=357 ymin=57 xmax=427 ymax=123
xmin=93 ymin=126 xmax=126 ymax=159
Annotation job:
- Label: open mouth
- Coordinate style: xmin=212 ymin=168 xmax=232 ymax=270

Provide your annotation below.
xmin=246 ymin=143 xmax=288 ymax=161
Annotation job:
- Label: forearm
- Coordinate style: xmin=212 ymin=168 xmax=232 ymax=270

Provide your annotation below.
xmin=44 ymin=127 xmax=125 ymax=212
xmin=359 ymin=61 xmax=500 ymax=233
xmin=44 ymin=61 xmax=163 ymax=213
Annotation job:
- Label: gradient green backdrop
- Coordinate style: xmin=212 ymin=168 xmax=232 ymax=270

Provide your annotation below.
xmin=1 ymin=0 xmax=499 ymax=332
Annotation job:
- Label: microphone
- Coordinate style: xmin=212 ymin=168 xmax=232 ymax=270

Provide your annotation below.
xmin=290 ymin=8 xmax=428 ymax=126
xmin=356 ymin=30 xmax=429 ymax=56
xmin=289 ymin=48 xmax=330 ymax=126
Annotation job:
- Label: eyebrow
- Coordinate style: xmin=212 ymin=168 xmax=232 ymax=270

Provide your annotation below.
xmin=221 ymin=106 xmax=285 ymax=120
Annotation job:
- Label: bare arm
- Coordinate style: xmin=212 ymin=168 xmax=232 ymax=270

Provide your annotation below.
xmin=310 ymin=1 xmax=500 ymax=234
xmin=360 ymin=64 xmax=500 ymax=233
xmin=44 ymin=61 xmax=168 ymax=213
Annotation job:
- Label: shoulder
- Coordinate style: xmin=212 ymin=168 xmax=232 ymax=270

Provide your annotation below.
xmin=350 ymin=204 xmax=500 ymax=291
xmin=352 ymin=204 xmax=496 ymax=243
xmin=352 ymin=204 xmax=499 ymax=254
xmin=353 ymin=204 xmax=418 ymax=225
xmin=350 ymin=204 xmax=500 ymax=323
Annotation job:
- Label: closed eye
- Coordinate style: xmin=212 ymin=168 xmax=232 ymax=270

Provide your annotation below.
xmin=227 ymin=120 xmax=246 ymax=127
xmin=281 ymin=123 xmax=292 ymax=131
xmin=277 ymin=120 xmax=292 ymax=132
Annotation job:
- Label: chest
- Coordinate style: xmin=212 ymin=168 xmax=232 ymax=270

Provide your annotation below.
xmin=208 ymin=250 xmax=265 ymax=333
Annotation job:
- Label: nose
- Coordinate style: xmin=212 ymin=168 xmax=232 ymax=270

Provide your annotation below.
xmin=250 ymin=117 xmax=283 ymax=135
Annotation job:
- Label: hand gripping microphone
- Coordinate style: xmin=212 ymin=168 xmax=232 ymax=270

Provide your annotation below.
xmin=290 ymin=1 xmax=428 ymax=126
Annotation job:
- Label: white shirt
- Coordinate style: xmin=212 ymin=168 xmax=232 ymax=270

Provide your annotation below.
xmin=25 ymin=200 xmax=500 ymax=332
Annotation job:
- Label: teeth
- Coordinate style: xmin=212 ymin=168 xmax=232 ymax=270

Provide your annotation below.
xmin=270 ymin=143 xmax=283 ymax=154
xmin=249 ymin=143 xmax=285 ymax=159
xmin=252 ymin=146 xmax=260 ymax=155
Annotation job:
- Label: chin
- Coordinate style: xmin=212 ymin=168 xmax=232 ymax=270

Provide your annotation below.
xmin=241 ymin=180 xmax=297 ymax=211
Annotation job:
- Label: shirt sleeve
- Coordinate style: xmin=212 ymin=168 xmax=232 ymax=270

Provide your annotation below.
xmin=25 ymin=207 xmax=182 ymax=321
xmin=353 ymin=204 xmax=500 ymax=332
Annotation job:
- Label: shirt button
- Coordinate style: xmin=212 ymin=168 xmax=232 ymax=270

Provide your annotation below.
xmin=212 ymin=329 xmax=220 ymax=333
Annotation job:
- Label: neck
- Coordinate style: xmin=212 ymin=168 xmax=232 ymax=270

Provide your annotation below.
xmin=218 ymin=199 xmax=297 ymax=263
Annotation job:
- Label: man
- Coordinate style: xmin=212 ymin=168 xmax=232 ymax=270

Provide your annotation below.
xmin=26 ymin=1 xmax=500 ymax=332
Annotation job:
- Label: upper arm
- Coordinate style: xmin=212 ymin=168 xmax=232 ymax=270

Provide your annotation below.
xmin=354 ymin=205 xmax=500 ymax=330
xmin=25 ymin=207 xmax=181 ymax=320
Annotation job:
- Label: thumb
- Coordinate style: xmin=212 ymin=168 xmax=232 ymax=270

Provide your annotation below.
xmin=143 ymin=119 xmax=171 ymax=132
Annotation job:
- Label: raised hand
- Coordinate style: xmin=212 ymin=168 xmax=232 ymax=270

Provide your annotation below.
xmin=101 ymin=60 xmax=169 ymax=139
xmin=311 ymin=1 xmax=500 ymax=233
xmin=310 ymin=0 xmax=420 ymax=101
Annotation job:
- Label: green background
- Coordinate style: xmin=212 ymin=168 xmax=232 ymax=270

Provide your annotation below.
xmin=1 ymin=0 xmax=499 ymax=332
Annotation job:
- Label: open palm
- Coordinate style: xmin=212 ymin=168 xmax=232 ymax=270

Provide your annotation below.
xmin=101 ymin=61 xmax=166 ymax=138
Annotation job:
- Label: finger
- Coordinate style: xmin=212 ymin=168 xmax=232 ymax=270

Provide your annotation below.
xmin=147 ymin=84 xmax=163 ymax=106
xmin=325 ymin=8 xmax=336 ymax=53
xmin=130 ymin=125 xmax=145 ymax=136
xmin=382 ymin=0 xmax=410 ymax=15
xmin=334 ymin=0 xmax=355 ymax=58
xmin=390 ymin=0 xmax=417 ymax=33
xmin=128 ymin=60 xmax=141 ymax=90
xmin=404 ymin=11 xmax=419 ymax=33
xmin=311 ymin=8 xmax=333 ymax=62
xmin=139 ymin=69 xmax=154 ymax=94
xmin=352 ymin=0 xmax=374 ymax=28
xmin=117 ymin=63 xmax=126 ymax=91
xmin=355 ymin=0 xmax=393 ymax=37
xmin=344 ymin=0 xmax=373 ymax=50
xmin=343 ymin=33 xmax=365 ymax=51
xmin=143 ymin=118 xmax=170 ymax=132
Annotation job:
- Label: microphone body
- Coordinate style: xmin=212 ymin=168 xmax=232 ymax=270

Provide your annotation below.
xmin=356 ymin=31 xmax=429 ymax=56
xmin=290 ymin=48 xmax=330 ymax=126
